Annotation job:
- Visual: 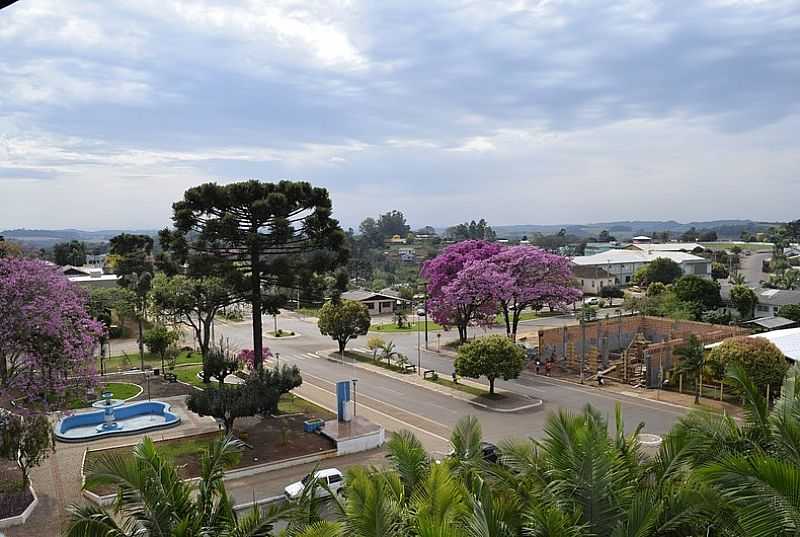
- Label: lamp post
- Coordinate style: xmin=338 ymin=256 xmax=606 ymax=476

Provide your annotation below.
xmin=276 ymin=352 xmax=280 ymax=368
xmin=145 ymin=370 xmax=151 ymax=401
xmin=437 ymin=333 xmax=441 ymax=353
xmin=416 ymin=312 xmax=422 ymax=375
xmin=352 ymin=379 xmax=358 ymax=417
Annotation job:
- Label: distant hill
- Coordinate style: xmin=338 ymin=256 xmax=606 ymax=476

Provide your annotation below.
xmin=477 ymin=220 xmax=775 ymax=240
xmin=1 ymin=228 xmax=159 ymax=247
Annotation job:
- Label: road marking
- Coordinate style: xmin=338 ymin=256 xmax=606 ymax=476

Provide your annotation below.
xmin=299 ymin=369 xmax=452 ymax=434
xmin=299 ymin=379 xmax=450 ymax=444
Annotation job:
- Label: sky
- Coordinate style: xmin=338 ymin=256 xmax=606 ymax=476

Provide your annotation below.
xmin=1 ymin=0 xmax=799 ymax=231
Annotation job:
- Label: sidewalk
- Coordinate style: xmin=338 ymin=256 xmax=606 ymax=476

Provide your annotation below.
xmin=527 ymin=370 xmax=744 ymax=417
xmin=323 ymin=348 xmax=542 ymax=412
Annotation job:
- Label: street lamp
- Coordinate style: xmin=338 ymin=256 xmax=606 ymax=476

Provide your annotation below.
xmin=437 ymin=333 xmax=441 ymax=353
xmin=144 ymin=370 xmax=152 ymax=401
xmin=276 ymin=352 xmax=280 ymax=368
xmin=351 ymin=379 xmax=358 ymax=417
xmin=416 ymin=310 xmax=421 ymax=375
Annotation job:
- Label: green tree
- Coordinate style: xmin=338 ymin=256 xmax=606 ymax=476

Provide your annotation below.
xmin=150 ymin=273 xmax=235 ymax=377
xmin=53 ymin=240 xmax=87 ymax=266
xmin=367 ymin=336 xmax=385 ymax=360
xmin=708 ymin=337 xmax=789 ymax=399
xmin=674 ymin=334 xmax=706 ymax=404
xmin=245 ymin=363 xmax=303 ymax=416
xmin=377 ymin=210 xmax=411 ymax=239
xmin=110 ymin=233 xmax=155 ymax=371
xmin=454 ymin=335 xmax=524 ymax=394
xmin=318 ymin=299 xmax=371 ymax=354
xmin=777 ymin=304 xmax=800 ymax=322
xmin=672 ymin=275 xmax=721 ymax=318
xmin=711 ymin=262 xmax=729 ymax=280
xmin=638 ymin=257 xmax=683 ymax=285
xmin=64 ymin=436 xmax=280 ymax=536
xmin=729 ymin=284 xmax=758 ymax=319
xmin=446 ymin=219 xmax=497 ymax=241
xmin=187 ymin=385 xmax=256 ymax=434
xmin=142 ymin=324 xmax=180 ymax=373
xmin=163 ymin=180 xmax=347 ymax=370
xmin=599 ymin=285 xmax=623 ymax=306
xmin=0 ymin=412 xmax=54 ymax=486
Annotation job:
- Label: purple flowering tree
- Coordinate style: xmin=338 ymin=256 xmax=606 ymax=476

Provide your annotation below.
xmin=485 ymin=246 xmax=582 ymax=340
xmin=421 ymin=240 xmax=504 ymax=343
xmin=0 ymin=258 xmax=103 ymax=407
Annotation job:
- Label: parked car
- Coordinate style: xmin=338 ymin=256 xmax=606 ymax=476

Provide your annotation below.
xmin=583 ymin=297 xmax=601 ymax=306
xmin=416 ymin=307 xmax=426 ymax=316
xmin=284 ymin=468 xmax=344 ymax=500
xmin=447 ymin=441 xmax=500 ymax=464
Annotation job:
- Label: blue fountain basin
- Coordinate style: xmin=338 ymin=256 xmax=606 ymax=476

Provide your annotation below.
xmin=55 ymin=401 xmax=181 ymax=442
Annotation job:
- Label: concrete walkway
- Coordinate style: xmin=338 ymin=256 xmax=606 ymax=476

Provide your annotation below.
xmin=4 ymin=396 xmax=218 ymax=537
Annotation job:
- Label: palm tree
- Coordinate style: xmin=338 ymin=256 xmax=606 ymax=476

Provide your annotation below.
xmin=379 ymin=341 xmax=399 ymax=367
xmin=670 ymin=364 xmax=800 ymax=536
xmin=728 ymin=273 xmax=746 ymax=286
xmin=64 ymin=435 xmax=284 ymax=537
xmin=674 ymin=334 xmax=706 ymax=404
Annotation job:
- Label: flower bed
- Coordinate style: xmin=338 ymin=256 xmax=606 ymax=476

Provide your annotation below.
xmin=0 ymin=463 xmax=34 ymax=522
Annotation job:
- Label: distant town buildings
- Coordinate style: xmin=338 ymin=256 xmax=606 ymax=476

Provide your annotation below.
xmin=571 ymin=248 xmax=711 ymax=286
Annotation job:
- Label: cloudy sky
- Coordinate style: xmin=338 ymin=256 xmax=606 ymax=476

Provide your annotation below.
xmin=1 ymin=0 xmax=799 ymax=230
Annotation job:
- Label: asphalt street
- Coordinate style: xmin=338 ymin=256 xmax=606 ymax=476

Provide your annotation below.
xmin=215 ymin=312 xmax=688 ymax=453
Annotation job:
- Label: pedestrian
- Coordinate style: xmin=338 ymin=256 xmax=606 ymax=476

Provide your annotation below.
xmin=597 ymin=372 xmax=604 ymax=386
xmin=545 ymin=361 xmax=552 ymax=376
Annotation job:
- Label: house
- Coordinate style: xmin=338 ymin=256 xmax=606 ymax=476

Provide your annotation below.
xmin=626 ymin=242 xmax=705 ymax=254
xmin=340 ymin=289 xmax=410 ymax=315
xmin=743 ymin=316 xmax=799 ymax=332
xmin=720 ymin=286 xmax=800 ymax=317
xmin=385 ymin=235 xmax=406 ymax=244
xmin=571 ymin=249 xmax=711 ymax=286
xmin=397 ymin=246 xmax=416 ymax=263
xmin=583 ymin=242 xmax=628 ymax=256
xmin=572 ymin=265 xmax=616 ymax=294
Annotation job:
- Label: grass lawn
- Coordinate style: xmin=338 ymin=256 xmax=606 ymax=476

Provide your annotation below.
xmin=426 ymin=376 xmax=489 ymax=397
xmin=98 ymin=350 xmax=202 ymax=373
xmin=699 ymin=241 xmax=774 ymax=252
xmin=296 ymin=307 xmax=322 ymax=317
xmin=172 ymin=364 xmax=206 ymax=388
xmin=371 ymin=319 xmax=444 ymax=333
xmin=100 ymin=382 xmax=141 ymax=400
xmin=277 ymin=393 xmax=335 ymax=419
xmin=338 ymin=350 xmax=413 ymax=374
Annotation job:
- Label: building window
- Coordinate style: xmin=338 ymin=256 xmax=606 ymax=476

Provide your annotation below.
xmin=625 ymin=276 xmax=631 ymax=283
xmin=757 ymin=305 xmax=769 ymax=312
xmin=581 ymin=279 xmax=585 ymax=286
xmin=366 ymin=302 xmax=375 ymax=310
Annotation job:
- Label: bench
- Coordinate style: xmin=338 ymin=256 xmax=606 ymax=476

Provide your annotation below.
xmin=401 ymin=363 xmax=417 ymax=374
xmin=163 ymin=372 xmax=178 ymax=383
xmin=423 ymin=369 xmax=438 ymax=380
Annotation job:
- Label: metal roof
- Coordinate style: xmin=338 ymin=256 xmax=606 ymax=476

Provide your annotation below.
xmin=572 ymin=249 xmax=707 ymax=266
xmin=706 ymin=327 xmax=800 ymax=361
xmin=744 ymin=316 xmax=798 ymax=329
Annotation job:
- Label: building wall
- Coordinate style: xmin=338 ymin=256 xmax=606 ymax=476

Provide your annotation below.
xmin=362 ymin=299 xmax=397 ymax=314
xmin=578 ymin=276 xmax=616 ymax=294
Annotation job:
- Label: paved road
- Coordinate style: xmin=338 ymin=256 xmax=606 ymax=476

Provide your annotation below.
xmin=739 ymin=251 xmax=771 ymax=285
xmin=215 ymin=313 xmax=688 ymax=452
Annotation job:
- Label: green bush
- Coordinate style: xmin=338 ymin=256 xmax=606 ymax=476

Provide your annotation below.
xmin=708 ymin=336 xmax=789 ymax=397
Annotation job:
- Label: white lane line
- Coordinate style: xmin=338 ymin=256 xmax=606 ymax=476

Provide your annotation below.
xmin=299 ymin=379 xmax=450 ymax=444
xmin=300 ymin=369 xmax=452 ymax=432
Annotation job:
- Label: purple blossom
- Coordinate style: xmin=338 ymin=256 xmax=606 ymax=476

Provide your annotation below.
xmin=0 ymin=258 xmax=103 ymax=408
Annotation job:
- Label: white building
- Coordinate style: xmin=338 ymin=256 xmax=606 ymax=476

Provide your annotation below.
xmin=572 ymin=265 xmax=616 ymax=294
xmin=572 ymin=249 xmax=711 ymax=286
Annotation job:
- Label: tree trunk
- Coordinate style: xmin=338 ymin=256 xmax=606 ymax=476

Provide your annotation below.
xmin=502 ymin=303 xmax=511 ymax=338
xmin=458 ymin=324 xmax=467 ymax=343
xmin=251 ymin=250 xmax=264 ymax=370
xmin=138 ymin=315 xmax=145 ymax=371
xmin=0 ymin=353 xmax=7 ymax=386
xmin=338 ymin=339 xmax=346 ymax=354
xmin=511 ymin=308 xmax=521 ymax=342
xmin=489 ymin=377 xmax=495 ymax=395
xmin=200 ymin=317 xmax=213 ymax=383
xmin=224 ymin=417 xmax=234 ymax=435
xmin=695 ymin=372 xmax=701 ymax=404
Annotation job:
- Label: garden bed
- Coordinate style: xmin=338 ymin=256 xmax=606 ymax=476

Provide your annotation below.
xmin=0 ymin=463 xmax=33 ymax=520
xmin=97 ymin=350 xmax=203 ymax=373
xmin=425 ymin=376 xmax=494 ymax=397
xmin=336 ymin=350 xmax=414 ymax=374
xmin=84 ymin=413 xmax=336 ymax=496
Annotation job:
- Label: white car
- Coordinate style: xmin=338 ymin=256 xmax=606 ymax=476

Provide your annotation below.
xmin=284 ymin=468 xmax=344 ymax=500
xmin=583 ymin=297 xmax=601 ymax=306
xmin=416 ymin=307 xmax=426 ymax=316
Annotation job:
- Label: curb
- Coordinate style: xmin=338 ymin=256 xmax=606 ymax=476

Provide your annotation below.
xmin=317 ymin=350 xmax=543 ymax=413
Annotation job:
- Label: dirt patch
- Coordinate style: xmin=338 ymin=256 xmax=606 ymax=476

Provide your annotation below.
xmin=85 ymin=414 xmax=335 ymax=496
xmin=0 ymin=462 xmax=32 ymax=519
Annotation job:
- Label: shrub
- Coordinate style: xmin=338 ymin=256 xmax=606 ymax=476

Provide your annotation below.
xmin=707 ymin=336 xmax=789 ymax=397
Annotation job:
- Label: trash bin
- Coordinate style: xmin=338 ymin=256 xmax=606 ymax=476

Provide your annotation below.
xmin=153 ymin=368 xmax=160 ymax=376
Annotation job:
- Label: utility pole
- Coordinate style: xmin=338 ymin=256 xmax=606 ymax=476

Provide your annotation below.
xmin=580 ymin=313 xmax=586 ymax=384
xmin=417 ymin=312 xmax=422 ymax=375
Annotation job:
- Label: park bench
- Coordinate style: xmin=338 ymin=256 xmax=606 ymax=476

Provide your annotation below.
xmin=423 ymin=369 xmax=437 ymax=379
xmin=163 ymin=372 xmax=178 ymax=383
xmin=401 ymin=363 xmax=417 ymax=374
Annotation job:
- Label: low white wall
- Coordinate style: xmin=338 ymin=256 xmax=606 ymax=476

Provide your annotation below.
xmin=336 ymin=428 xmax=385 ymax=455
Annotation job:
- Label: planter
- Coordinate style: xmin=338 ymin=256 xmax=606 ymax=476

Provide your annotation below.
xmin=304 ymin=418 xmax=324 ymax=433
xmin=0 ymin=485 xmax=38 ymax=529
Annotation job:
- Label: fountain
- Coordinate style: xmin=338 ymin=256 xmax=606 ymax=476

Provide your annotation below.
xmin=91 ymin=392 xmax=126 ymax=432
xmin=54 ymin=393 xmax=181 ymax=443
